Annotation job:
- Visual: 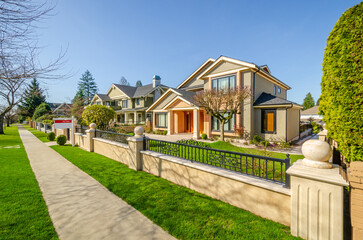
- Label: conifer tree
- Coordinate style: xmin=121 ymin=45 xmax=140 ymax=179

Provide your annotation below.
xmin=302 ymin=92 xmax=315 ymax=110
xmin=19 ymin=78 xmax=46 ymax=119
xmin=78 ymin=70 xmax=98 ymax=105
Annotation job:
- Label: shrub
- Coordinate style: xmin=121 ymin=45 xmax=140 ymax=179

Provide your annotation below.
xmin=260 ymin=140 xmax=270 ymax=148
xmin=56 ymin=135 xmax=67 ymax=145
xmin=163 ymin=130 xmax=168 ymax=135
xmin=82 ymin=105 xmax=115 ymax=130
xmin=176 ymin=139 xmax=211 ymax=148
xmin=33 ymin=103 xmax=51 ymax=121
xmin=47 ymin=132 xmax=56 ymax=141
xmin=320 ymin=2 xmax=363 ymax=162
xmin=311 ymin=122 xmax=323 ymax=134
xmin=201 ymin=133 xmax=207 ymax=140
xmin=252 ymin=135 xmax=263 ymax=145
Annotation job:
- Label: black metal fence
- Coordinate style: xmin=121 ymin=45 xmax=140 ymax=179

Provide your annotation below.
xmin=75 ymin=125 xmax=89 ymax=134
xmin=144 ymin=138 xmax=291 ymax=188
xmin=95 ymin=130 xmax=134 ymax=144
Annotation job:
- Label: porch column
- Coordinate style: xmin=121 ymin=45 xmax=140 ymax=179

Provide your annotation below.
xmin=167 ymin=111 xmax=174 ymax=135
xmin=134 ymin=111 xmax=137 ymax=124
xmin=193 ymin=109 xmax=200 ymax=139
xmin=125 ymin=113 xmax=128 ymax=124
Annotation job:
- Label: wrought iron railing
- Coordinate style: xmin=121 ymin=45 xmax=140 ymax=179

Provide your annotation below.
xmin=144 ymin=138 xmax=291 ymax=187
xmin=75 ymin=125 xmax=89 ymax=134
xmin=95 ymin=130 xmax=134 ymax=144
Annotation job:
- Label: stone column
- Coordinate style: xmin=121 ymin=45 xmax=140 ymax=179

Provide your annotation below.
xmin=127 ymin=127 xmax=145 ymax=171
xmin=134 ymin=111 xmax=137 ymax=124
xmin=348 ymin=162 xmax=363 ymax=240
xmin=124 ymin=113 xmax=128 ymax=124
xmin=85 ymin=123 xmax=96 ymax=152
xmin=167 ymin=111 xmax=173 ymax=135
xmin=193 ymin=109 xmax=200 ymax=139
xmin=287 ymin=140 xmax=349 ymax=240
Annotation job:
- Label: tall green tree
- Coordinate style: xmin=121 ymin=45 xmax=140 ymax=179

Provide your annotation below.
xmin=119 ymin=76 xmax=130 ymax=86
xmin=19 ymin=78 xmax=46 ymax=119
xmin=136 ymin=80 xmax=143 ymax=87
xmin=320 ymin=2 xmax=363 ymax=162
xmin=71 ymin=89 xmax=86 ymax=123
xmin=302 ymin=92 xmax=315 ymax=110
xmin=78 ymin=70 xmax=98 ymax=105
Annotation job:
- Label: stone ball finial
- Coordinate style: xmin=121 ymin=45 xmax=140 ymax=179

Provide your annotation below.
xmin=134 ymin=126 xmax=144 ymax=136
xmin=89 ymin=123 xmax=96 ymax=130
xmin=301 ymin=140 xmax=332 ymax=169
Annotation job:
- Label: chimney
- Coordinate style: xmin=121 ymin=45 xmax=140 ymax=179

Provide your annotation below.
xmin=152 ymin=75 xmax=161 ymax=88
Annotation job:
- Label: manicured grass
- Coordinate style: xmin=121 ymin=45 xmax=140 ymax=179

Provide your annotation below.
xmin=22 ymin=124 xmax=51 ymax=142
xmin=209 ymin=141 xmax=304 ymax=164
xmin=51 ymin=145 xmax=300 ymax=240
xmin=0 ymin=126 xmax=58 ymax=239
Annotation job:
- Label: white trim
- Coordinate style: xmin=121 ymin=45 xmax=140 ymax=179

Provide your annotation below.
xmin=206 ymin=69 xmax=247 ymax=79
xmin=162 ymin=96 xmax=197 ymax=111
xmin=146 ymin=88 xmax=181 ymax=112
xmin=255 ymin=71 xmax=290 ymax=90
xmin=177 ymin=58 xmax=215 ymax=89
xmin=168 ymin=107 xmax=198 ymax=111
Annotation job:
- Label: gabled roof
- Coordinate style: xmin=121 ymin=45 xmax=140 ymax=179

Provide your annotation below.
xmin=177 ymin=58 xmax=215 ymax=89
xmin=112 ymin=84 xmax=137 ymax=97
xmin=50 ymin=103 xmax=72 ymax=112
xmin=198 ymin=56 xmax=291 ymax=90
xmin=133 ymin=84 xmax=168 ymax=98
xmin=301 ymin=105 xmax=320 ymax=115
xmin=253 ymin=92 xmax=302 ymax=108
xmin=96 ymin=94 xmax=112 ymax=101
xmin=259 ymin=65 xmax=271 ymax=74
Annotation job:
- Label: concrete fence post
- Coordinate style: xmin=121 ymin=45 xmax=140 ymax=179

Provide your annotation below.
xmin=127 ymin=126 xmax=145 ymax=171
xmin=287 ymin=140 xmax=349 ymax=240
xmin=85 ymin=123 xmax=96 ymax=152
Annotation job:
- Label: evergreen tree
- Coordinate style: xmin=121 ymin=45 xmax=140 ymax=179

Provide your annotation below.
xmin=78 ymin=70 xmax=98 ymax=105
xmin=302 ymin=92 xmax=315 ymax=110
xmin=316 ymin=96 xmax=321 ymax=106
xmin=71 ymin=89 xmax=86 ymax=122
xmin=19 ymin=78 xmax=46 ymax=118
xmin=119 ymin=76 xmax=130 ymax=86
xmin=135 ymin=80 xmax=143 ymax=87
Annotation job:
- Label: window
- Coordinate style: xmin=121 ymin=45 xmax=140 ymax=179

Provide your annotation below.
xmin=122 ymin=100 xmax=128 ymax=108
xmin=211 ymin=113 xmax=236 ymax=132
xmin=105 ymin=101 xmax=110 ymax=106
xmin=136 ymin=99 xmax=140 ymax=105
xmin=261 ymin=109 xmax=276 ymax=133
xmin=97 ymin=102 xmax=101 ymax=105
xmin=146 ymin=113 xmax=152 ymax=122
xmin=156 ymin=113 xmax=167 ymax=128
xmin=278 ymin=87 xmax=281 ymax=94
xmin=212 ymin=75 xmax=236 ymax=90
xmin=274 ymin=85 xmax=277 ymax=95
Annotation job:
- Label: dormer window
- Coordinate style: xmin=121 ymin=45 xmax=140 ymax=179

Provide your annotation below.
xmin=212 ymin=75 xmax=236 ymax=91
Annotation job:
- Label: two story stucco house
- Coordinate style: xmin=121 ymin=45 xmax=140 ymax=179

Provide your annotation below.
xmin=147 ymin=56 xmax=303 ymax=141
xmin=91 ymin=76 xmax=169 ymax=124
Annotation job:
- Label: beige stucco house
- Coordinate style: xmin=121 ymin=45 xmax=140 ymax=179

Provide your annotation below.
xmin=147 ymin=56 xmax=303 ymax=141
xmin=90 ymin=76 xmax=169 ymax=124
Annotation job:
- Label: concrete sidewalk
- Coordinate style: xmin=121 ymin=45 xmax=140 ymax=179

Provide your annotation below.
xmin=18 ymin=125 xmax=175 ymax=240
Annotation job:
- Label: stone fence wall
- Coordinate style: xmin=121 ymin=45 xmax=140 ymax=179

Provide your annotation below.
xmin=50 ymin=124 xmax=349 ymax=239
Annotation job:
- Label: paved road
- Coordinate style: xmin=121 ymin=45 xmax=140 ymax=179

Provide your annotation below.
xmin=18 ymin=125 xmax=175 ymax=240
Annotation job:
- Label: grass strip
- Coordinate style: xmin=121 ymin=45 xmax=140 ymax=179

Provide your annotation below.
xmin=51 ymin=145 xmax=299 ymax=240
xmin=0 ymin=126 xmax=58 ymax=239
xmin=22 ymin=124 xmax=51 ymax=142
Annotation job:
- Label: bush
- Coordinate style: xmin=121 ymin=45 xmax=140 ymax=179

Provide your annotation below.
xmin=33 ymin=103 xmax=51 ymax=121
xmin=163 ymin=130 xmax=168 ymax=135
xmin=260 ymin=140 xmax=270 ymax=148
xmin=201 ymin=133 xmax=207 ymax=140
xmin=311 ymin=122 xmax=323 ymax=134
xmin=82 ymin=105 xmax=115 ymax=129
xmin=47 ymin=132 xmax=55 ymax=141
xmin=320 ymin=2 xmax=363 ymax=161
xmin=176 ymin=139 xmax=210 ymax=148
xmin=56 ymin=135 xmax=67 ymax=145
xmin=252 ymin=135 xmax=263 ymax=145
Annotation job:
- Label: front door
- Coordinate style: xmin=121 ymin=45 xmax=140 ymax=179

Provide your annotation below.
xmin=186 ymin=113 xmax=190 ymax=132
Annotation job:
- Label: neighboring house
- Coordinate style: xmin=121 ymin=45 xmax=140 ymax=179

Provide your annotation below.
xmin=49 ymin=103 xmax=72 ymax=117
xmin=147 ymin=56 xmax=303 ymax=141
xmin=300 ymin=106 xmax=323 ymax=121
xmin=90 ymin=76 xmax=169 ymax=124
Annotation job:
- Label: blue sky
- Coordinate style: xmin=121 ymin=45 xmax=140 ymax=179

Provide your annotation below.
xmin=37 ymin=0 xmax=361 ymax=104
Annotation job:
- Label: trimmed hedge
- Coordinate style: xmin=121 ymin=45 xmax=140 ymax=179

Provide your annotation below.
xmin=320 ymin=2 xmax=363 ymax=162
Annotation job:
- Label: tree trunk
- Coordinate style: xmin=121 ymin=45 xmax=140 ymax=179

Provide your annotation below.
xmin=6 ymin=118 xmax=10 ymax=127
xmin=220 ymin=120 xmax=225 ymax=142
xmin=0 ymin=115 xmax=4 ymax=134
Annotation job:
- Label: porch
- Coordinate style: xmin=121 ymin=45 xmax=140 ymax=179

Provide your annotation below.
xmin=115 ymin=109 xmax=152 ymax=125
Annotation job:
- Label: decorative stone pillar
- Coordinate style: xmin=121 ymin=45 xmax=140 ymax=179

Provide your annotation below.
xmin=127 ymin=127 xmax=145 ymax=171
xmin=85 ymin=123 xmax=96 ymax=152
xmin=167 ymin=111 xmax=173 ymax=135
xmin=287 ymin=140 xmax=349 ymax=240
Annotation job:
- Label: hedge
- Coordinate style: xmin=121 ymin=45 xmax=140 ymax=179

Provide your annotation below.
xmin=320 ymin=2 xmax=363 ymax=162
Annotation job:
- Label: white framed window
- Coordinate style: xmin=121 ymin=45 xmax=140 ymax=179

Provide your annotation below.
xmin=156 ymin=113 xmax=167 ymax=128
xmin=136 ymin=99 xmax=140 ymax=105
xmin=122 ymin=100 xmax=128 ymax=108
xmin=278 ymin=87 xmax=281 ymax=94
xmin=212 ymin=75 xmax=236 ymax=91
xmin=211 ymin=113 xmax=236 ymax=132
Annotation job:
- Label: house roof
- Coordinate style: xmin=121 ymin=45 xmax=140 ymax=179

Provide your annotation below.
xmin=301 ymin=105 xmax=320 ymax=115
xmin=253 ymin=92 xmax=302 ymax=108
xmin=48 ymin=103 xmax=62 ymax=110
xmin=112 ymin=83 xmax=168 ymax=98
xmin=171 ymin=88 xmax=198 ymax=106
xmin=96 ymin=94 xmax=112 ymax=101
xmin=177 ymin=58 xmax=216 ymax=89
xmin=113 ymin=84 xmax=137 ymax=97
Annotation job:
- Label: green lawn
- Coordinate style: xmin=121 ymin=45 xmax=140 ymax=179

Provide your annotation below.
xmin=209 ymin=141 xmax=304 ymax=163
xmin=51 ymin=145 xmax=299 ymax=240
xmin=0 ymin=126 xmax=58 ymax=239
xmin=22 ymin=124 xmax=51 ymax=142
